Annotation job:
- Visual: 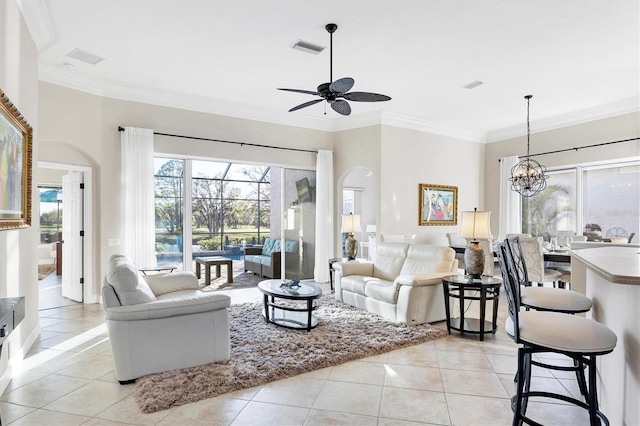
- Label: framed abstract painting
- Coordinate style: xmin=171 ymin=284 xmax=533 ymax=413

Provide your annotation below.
xmin=0 ymin=89 xmax=33 ymax=230
xmin=419 ymin=183 xmax=457 ymax=226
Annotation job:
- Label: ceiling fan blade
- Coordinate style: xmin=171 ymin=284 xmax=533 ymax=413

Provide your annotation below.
xmin=344 ymin=92 xmax=392 ymax=102
xmin=288 ymin=98 xmax=323 ymax=112
xmin=278 ymin=88 xmax=320 ymax=96
xmin=331 ymin=100 xmax=351 ymax=116
xmin=329 ymin=77 xmax=354 ymax=94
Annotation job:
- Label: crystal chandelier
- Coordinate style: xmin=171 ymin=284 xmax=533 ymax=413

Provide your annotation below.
xmin=509 ymin=95 xmax=547 ymax=197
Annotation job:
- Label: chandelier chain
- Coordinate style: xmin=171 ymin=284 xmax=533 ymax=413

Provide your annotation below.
xmin=509 ymin=94 xmax=548 ymax=197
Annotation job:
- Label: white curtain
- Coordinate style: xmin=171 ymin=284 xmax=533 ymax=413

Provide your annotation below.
xmin=313 ymin=150 xmax=334 ymax=283
xmin=121 ymin=127 xmax=157 ymax=268
xmin=499 ymin=155 xmax=522 ymax=239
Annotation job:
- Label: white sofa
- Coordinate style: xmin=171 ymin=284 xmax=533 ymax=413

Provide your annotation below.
xmin=102 ymin=254 xmax=231 ymax=383
xmin=333 ymin=242 xmax=458 ymax=325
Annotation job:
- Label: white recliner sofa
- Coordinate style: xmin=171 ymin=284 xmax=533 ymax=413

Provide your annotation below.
xmin=333 ymin=242 xmax=458 ymax=325
xmin=102 ymin=254 xmax=231 ymax=383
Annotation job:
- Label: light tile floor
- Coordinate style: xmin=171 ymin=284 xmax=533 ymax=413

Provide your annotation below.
xmin=2 ymin=280 xmax=591 ymax=425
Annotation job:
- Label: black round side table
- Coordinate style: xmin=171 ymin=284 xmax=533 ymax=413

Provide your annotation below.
xmin=441 ymin=275 xmax=502 ymax=341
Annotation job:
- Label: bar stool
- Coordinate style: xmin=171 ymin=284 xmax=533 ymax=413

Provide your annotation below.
xmin=504 ymin=237 xmax=592 ymax=314
xmin=504 ymin=236 xmax=593 ymax=395
xmin=496 ymin=242 xmax=617 ymax=426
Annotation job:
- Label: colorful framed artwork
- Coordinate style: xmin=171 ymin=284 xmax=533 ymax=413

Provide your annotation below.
xmin=0 ymin=89 xmax=33 ymax=230
xmin=419 ymin=183 xmax=458 ymax=226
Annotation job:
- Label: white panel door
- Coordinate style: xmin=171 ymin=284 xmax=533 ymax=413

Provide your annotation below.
xmin=62 ymin=171 xmax=83 ymax=302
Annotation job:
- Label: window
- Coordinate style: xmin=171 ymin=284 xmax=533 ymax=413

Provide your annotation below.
xmin=521 ymin=159 xmax=639 ymax=243
xmin=583 ymin=162 xmax=639 ymax=241
xmin=154 ymin=158 xmax=184 ymax=267
xmin=522 ymin=169 xmax=576 ymax=239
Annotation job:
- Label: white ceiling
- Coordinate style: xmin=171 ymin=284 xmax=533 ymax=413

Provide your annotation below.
xmin=20 ymin=0 xmax=640 ymax=142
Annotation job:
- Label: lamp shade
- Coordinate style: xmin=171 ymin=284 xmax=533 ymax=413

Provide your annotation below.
xmin=341 ymin=214 xmax=362 ymax=234
xmin=366 ymin=224 xmax=376 ymax=233
xmin=459 ymin=209 xmax=491 ymax=240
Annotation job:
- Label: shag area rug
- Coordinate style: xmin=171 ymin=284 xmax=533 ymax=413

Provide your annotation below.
xmin=38 ymin=264 xmax=56 ymax=280
xmin=135 ymin=295 xmax=447 ymax=414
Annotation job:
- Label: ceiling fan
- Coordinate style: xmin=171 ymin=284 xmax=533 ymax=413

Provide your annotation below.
xmin=278 ymin=23 xmax=391 ymax=116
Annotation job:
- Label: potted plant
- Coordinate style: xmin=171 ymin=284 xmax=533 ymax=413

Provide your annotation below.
xmin=584 ymin=223 xmax=602 ymax=241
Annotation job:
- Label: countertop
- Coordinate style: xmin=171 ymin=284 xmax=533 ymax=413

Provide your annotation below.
xmin=571 ymin=246 xmax=640 ymax=285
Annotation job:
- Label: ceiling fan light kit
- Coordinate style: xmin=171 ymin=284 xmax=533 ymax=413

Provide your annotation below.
xmin=278 ymin=23 xmax=391 ymax=116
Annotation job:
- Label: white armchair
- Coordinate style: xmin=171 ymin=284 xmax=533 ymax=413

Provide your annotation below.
xmin=102 ymin=254 xmax=230 ymax=383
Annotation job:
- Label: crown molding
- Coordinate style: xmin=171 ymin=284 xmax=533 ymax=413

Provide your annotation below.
xmin=39 ymin=65 xmax=639 ymax=143
xmin=380 ymin=112 xmax=487 ymax=143
xmin=16 ymin=0 xmax=55 ymax=50
xmin=486 ymin=97 xmax=640 ymax=142
xmin=39 ymin=66 xmax=334 ymax=131
xmin=329 ymin=110 xmax=487 ymax=142
xmin=330 ymin=110 xmax=384 ymax=132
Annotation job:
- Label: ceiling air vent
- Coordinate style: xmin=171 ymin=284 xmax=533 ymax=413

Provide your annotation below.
xmin=291 ymin=40 xmax=325 ymax=55
xmin=462 ymin=80 xmax=483 ymax=89
xmin=66 ymin=48 xmax=105 ymax=65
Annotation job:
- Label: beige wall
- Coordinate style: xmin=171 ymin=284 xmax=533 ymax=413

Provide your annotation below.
xmin=485 ymin=112 xmax=640 ymax=233
xmin=38 ymin=83 xmax=489 ymax=293
xmin=380 ymin=125 xmax=486 ymax=246
xmin=38 ymin=82 xmax=333 ymax=300
xmin=0 ymin=0 xmax=40 ymax=390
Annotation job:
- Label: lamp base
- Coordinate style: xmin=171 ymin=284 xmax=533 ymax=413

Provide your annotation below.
xmin=345 ymin=234 xmax=358 ymax=260
xmin=464 ymin=241 xmax=484 ymax=278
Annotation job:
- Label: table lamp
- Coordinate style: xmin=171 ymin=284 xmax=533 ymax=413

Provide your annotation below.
xmin=459 ymin=208 xmax=491 ymax=278
xmin=341 ymin=213 xmax=362 ymax=260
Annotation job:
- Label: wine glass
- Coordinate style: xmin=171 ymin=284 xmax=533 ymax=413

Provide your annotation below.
xmin=550 ymin=237 xmax=558 ymax=252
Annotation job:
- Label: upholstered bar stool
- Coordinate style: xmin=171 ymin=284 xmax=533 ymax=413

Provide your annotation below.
xmin=496 ymin=243 xmax=617 ymax=426
xmin=504 ymin=236 xmax=593 ymax=396
xmin=504 ymin=237 xmax=592 ymax=314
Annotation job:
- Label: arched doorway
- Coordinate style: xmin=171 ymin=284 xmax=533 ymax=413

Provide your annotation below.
xmin=338 ymin=167 xmax=377 ymax=259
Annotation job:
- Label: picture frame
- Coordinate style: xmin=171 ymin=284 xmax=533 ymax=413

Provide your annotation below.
xmin=0 ymin=89 xmax=33 ymax=230
xmin=419 ymin=183 xmax=458 ymax=226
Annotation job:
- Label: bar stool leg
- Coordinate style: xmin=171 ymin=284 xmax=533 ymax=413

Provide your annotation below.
xmin=587 ymin=355 xmax=603 ymax=426
xmin=514 ymin=347 xmax=526 ymax=426
xmin=575 ymin=358 xmax=589 ymax=399
xmin=522 ymin=350 xmax=532 ymax=418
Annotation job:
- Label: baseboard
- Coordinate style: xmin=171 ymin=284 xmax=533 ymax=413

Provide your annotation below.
xmin=0 ymin=321 xmax=41 ymax=394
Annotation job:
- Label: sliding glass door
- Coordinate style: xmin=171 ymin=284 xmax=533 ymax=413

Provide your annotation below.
xmin=154 ymin=157 xmax=316 ymax=279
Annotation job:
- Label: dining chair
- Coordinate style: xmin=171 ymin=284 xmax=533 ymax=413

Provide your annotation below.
xmin=566 ymin=235 xmax=587 ymax=245
xmin=517 ymin=236 xmax=562 ymax=287
xmin=496 ymin=242 xmax=617 ymax=426
xmin=445 ymin=232 xmax=467 ymax=248
xmin=446 ymin=232 xmax=467 ymax=272
xmin=548 ymin=235 xmax=587 ymax=289
xmin=555 ymin=230 xmax=576 ymax=248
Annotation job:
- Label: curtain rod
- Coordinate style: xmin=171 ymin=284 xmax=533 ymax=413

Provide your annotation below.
xmin=498 ymin=136 xmax=640 ymax=161
xmin=117 ymin=126 xmax=318 ymax=154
